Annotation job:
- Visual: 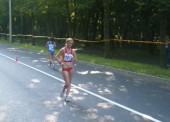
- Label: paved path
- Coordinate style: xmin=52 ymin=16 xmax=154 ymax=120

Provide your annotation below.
xmin=0 ymin=43 xmax=170 ymax=122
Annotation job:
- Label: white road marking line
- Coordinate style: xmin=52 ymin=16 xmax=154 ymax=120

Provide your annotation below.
xmin=0 ymin=53 xmax=162 ymax=122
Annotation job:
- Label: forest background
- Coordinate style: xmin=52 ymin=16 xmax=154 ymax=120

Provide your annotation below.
xmin=0 ymin=0 xmax=170 ymax=69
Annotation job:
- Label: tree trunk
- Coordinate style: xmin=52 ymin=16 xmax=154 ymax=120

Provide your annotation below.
xmin=66 ymin=0 xmax=71 ymax=37
xmin=104 ymin=0 xmax=112 ymax=58
xmin=159 ymin=11 xmax=167 ymax=68
xmin=31 ymin=12 xmax=36 ymax=46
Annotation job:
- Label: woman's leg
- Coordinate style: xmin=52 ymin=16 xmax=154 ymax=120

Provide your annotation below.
xmin=48 ymin=53 xmax=52 ymax=65
xmin=65 ymin=70 xmax=73 ymax=97
xmin=61 ymin=69 xmax=73 ymax=101
xmin=49 ymin=54 xmax=54 ymax=65
xmin=62 ymin=71 xmax=70 ymax=97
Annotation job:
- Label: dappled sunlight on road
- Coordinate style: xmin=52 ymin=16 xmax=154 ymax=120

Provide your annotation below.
xmin=39 ymin=86 xmax=120 ymax=122
xmin=82 ymin=107 xmax=115 ymax=122
xmin=97 ymin=102 xmax=113 ymax=109
xmin=83 ymin=108 xmax=98 ymax=119
xmin=30 ymin=58 xmax=50 ymax=69
xmin=32 ymin=59 xmax=39 ymax=63
xmin=20 ymin=56 xmax=30 ymax=59
xmin=70 ymin=89 xmax=87 ymax=101
xmin=43 ymin=97 xmax=62 ymax=109
xmin=98 ymin=87 xmax=112 ymax=94
xmin=77 ymin=70 xmax=88 ymax=75
xmin=7 ymin=47 xmax=22 ymax=52
xmin=37 ymin=50 xmax=45 ymax=54
xmin=77 ymin=70 xmax=115 ymax=81
xmin=130 ymin=112 xmax=141 ymax=121
xmin=72 ymin=96 xmax=86 ymax=101
xmin=40 ymin=58 xmax=48 ymax=63
xmin=27 ymin=79 xmax=41 ymax=88
xmin=77 ymin=70 xmax=114 ymax=76
xmin=119 ymin=86 xmax=128 ymax=93
xmin=39 ymin=86 xmax=147 ymax=122
xmin=76 ymin=69 xmax=117 ymax=98
xmin=31 ymin=79 xmax=41 ymax=83
xmin=0 ymin=111 xmax=7 ymax=122
xmin=42 ymin=94 xmax=83 ymax=121
xmin=45 ymin=112 xmax=58 ymax=122
xmin=90 ymin=71 xmax=102 ymax=74
xmin=102 ymin=115 xmax=115 ymax=121
xmin=77 ymin=82 xmax=94 ymax=89
xmin=130 ymin=112 xmax=160 ymax=122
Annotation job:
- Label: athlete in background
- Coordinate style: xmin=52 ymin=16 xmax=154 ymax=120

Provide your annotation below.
xmin=46 ymin=37 xmax=56 ymax=67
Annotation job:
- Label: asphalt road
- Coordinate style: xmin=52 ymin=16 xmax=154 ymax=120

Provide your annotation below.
xmin=0 ymin=44 xmax=170 ymax=122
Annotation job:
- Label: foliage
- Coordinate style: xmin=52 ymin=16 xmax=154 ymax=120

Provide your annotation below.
xmin=0 ymin=0 xmax=170 ymax=67
xmin=153 ymin=0 xmax=170 ymax=11
xmin=0 ymin=0 xmax=169 ymax=39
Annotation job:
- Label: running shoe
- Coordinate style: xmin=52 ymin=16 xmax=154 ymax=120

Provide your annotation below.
xmin=64 ymin=98 xmax=71 ymax=102
xmin=51 ymin=64 xmax=55 ymax=69
xmin=48 ymin=64 xmax=51 ymax=67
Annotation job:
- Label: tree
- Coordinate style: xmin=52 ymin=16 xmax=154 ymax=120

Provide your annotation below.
xmin=0 ymin=0 xmax=9 ymax=33
xmin=154 ymin=0 xmax=170 ymax=68
xmin=104 ymin=0 xmax=112 ymax=58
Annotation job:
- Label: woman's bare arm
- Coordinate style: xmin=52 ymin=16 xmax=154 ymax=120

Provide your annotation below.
xmin=56 ymin=48 xmax=64 ymax=63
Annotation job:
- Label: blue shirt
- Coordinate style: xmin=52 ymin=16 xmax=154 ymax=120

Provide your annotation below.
xmin=47 ymin=41 xmax=55 ymax=52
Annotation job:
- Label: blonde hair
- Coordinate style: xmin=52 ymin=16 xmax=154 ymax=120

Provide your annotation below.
xmin=65 ymin=38 xmax=74 ymax=46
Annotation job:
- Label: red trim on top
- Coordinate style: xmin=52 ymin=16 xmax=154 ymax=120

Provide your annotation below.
xmin=64 ymin=47 xmax=73 ymax=54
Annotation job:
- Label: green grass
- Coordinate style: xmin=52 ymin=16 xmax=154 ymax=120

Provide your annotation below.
xmin=77 ymin=53 xmax=170 ymax=79
xmin=1 ymin=39 xmax=170 ymax=80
